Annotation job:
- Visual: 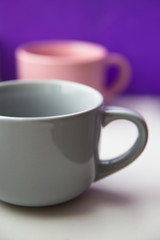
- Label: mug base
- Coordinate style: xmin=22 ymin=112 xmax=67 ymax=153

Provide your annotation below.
xmin=0 ymin=189 xmax=88 ymax=208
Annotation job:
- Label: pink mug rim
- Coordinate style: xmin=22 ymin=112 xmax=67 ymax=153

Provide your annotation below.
xmin=15 ymin=40 xmax=108 ymax=64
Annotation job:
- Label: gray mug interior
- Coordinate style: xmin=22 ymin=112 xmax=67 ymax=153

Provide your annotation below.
xmin=0 ymin=80 xmax=103 ymax=118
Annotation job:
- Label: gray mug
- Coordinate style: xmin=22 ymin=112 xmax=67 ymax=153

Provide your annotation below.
xmin=0 ymin=80 xmax=148 ymax=206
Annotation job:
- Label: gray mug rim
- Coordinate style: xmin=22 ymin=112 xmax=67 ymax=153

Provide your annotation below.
xmin=0 ymin=80 xmax=103 ymax=122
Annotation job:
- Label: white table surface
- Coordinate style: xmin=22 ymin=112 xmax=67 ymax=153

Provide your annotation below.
xmin=0 ymin=95 xmax=160 ymax=240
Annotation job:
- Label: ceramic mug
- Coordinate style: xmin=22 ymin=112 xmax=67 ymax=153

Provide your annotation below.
xmin=15 ymin=40 xmax=131 ymax=102
xmin=0 ymin=80 xmax=147 ymax=207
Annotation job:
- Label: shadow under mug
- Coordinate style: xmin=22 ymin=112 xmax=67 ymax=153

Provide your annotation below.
xmin=0 ymin=80 xmax=147 ymax=207
xmin=15 ymin=40 xmax=131 ymax=102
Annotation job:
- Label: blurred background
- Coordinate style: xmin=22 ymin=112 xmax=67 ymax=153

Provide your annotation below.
xmin=0 ymin=0 xmax=159 ymax=95
xmin=0 ymin=2 xmax=160 ymax=239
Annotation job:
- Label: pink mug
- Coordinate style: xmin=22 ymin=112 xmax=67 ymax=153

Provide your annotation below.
xmin=15 ymin=40 xmax=131 ymax=101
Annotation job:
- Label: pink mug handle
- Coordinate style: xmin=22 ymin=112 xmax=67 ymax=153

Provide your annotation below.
xmin=104 ymin=53 xmax=131 ymax=101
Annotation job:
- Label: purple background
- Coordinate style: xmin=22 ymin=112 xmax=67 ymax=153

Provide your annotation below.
xmin=0 ymin=0 xmax=159 ymax=94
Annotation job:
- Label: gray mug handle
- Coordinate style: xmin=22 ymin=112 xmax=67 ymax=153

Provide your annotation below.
xmin=95 ymin=106 xmax=148 ymax=181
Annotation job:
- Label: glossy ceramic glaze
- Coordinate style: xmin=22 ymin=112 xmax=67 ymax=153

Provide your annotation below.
xmin=15 ymin=40 xmax=131 ymax=101
xmin=0 ymin=80 xmax=148 ymax=206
